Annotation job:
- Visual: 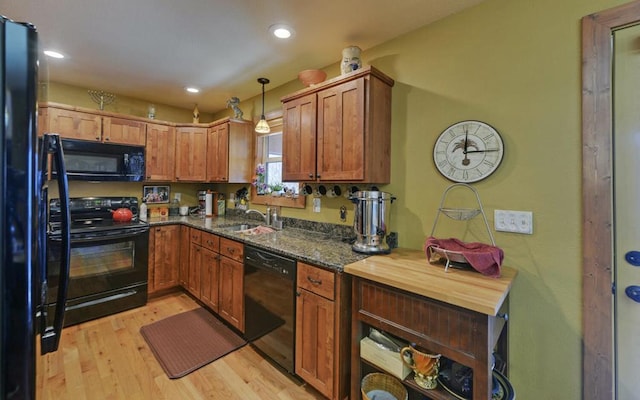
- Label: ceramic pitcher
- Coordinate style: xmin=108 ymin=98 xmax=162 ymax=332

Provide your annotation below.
xmin=400 ymin=346 xmax=441 ymax=389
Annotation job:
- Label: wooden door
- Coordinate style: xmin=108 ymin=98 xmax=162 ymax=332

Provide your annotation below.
xmin=316 ymin=78 xmax=365 ymax=181
xmin=227 ymin=120 xmax=253 ymax=183
xmin=200 ymin=248 xmax=220 ymax=312
xmin=219 ymin=256 xmax=244 ymax=332
xmin=613 ymin=23 xmax=640 ymax=399
xmin=149 ymin=225 xmax=180 ymax=293
xmin=206 ymin=123 xmax=229 ymax=182
xmin=145 ymin=123 xmax=175 ymax=181
xmin=175 ymin=126 xmax=207 ymax=181
xmin=47 ymin=107 xmax=102 ymax=141
xmin=188 ymin=242 xmax=202 ymax=298
xmin=295 ymin=289 xmax=335 ymax=398
xmin=102 ymin=116 xmax=146 ymax=145
xmin=178 ymin=225 xmax=190 ymax=287
xmin=282 ymin=93 xmax=317 ymax=181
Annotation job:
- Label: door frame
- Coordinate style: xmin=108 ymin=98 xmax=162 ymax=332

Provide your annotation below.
xmin=582 ymin=1 xmax=640 ymax=399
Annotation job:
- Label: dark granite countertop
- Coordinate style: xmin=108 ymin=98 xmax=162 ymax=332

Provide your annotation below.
xmin=146 ymin=214 xmax=369 ymax=272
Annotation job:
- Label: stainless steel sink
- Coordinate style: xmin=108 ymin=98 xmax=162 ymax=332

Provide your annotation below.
xmin=221 ymin=223 xmax=257 ymax=231
xmin=221 ymin=224 xmax=275 ymax=235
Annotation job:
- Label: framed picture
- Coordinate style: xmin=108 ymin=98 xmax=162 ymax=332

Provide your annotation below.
xmin=143 ymin=185 xmax=170 ymax=204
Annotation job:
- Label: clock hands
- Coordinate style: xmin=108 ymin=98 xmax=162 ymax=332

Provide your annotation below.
xmin=463 ymin=148 xmax=500 ymax=154
xmin=462 ymin=126 xmax=470 ymax=166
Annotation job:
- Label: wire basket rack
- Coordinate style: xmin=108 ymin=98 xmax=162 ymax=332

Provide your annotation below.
xmin=429 ymin=183 xmax=495 ymax=271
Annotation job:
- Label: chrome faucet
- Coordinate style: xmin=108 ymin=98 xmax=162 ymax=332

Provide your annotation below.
xmin=245 ymin=208 xmax=271 ymax=225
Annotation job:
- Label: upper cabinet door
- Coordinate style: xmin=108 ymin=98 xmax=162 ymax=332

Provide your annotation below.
xmin=175 ymin=126 xmax=207 ymax=182
xmin=282 ymin=93 xmax=317 ymax=182
xmin=207 ymin=123 xmax=229 ymax=182
xmin=46 ymin=107 xmax=102 ymax=141
xmin=316 ymin=78 xmax=365 ymax=181
xmin=281 ymin=66 xmax=393 ymax=184
xmin=207 ymin=119 xmax=254 ymax=183
xmin=102 ymin=116 xmax=146 ymax=146
xmin=145 ymin=122 xmax=176 ymax=181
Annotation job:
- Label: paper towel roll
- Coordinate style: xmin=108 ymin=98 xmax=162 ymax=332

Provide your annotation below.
xmin=205 ymin=192 xmax=213 ymax=217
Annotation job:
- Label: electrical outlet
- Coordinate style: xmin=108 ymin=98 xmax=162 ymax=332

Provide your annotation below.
xmin=313 ymin=198 xmax=321 ymax=213
xmin=494 ymin=210 xmax=533 ymax=234
xmin=174 ymin=192 xmax=181 ymax=202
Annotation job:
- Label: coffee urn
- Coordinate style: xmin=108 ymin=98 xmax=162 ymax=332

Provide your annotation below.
xmin=351 ymin=191 xmax=395 ymax=254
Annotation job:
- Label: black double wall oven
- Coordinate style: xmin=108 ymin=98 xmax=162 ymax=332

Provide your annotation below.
xmin=46 ymin=197 xmax=149 ymax=327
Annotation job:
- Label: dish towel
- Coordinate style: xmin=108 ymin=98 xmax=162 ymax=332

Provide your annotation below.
xmin=424 ymin=236 xmax=504 ymax=278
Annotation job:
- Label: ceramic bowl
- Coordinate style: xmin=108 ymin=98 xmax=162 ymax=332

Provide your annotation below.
xmin=298 ymin=69 xmax=327 ymax=86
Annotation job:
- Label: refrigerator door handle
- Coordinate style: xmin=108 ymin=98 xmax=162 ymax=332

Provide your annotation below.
xmin=39 ymin=133 xmax=71 ymax=354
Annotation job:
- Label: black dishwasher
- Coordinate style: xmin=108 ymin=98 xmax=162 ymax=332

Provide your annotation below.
xmin=243 ymin=246 xmax=296 ymax=374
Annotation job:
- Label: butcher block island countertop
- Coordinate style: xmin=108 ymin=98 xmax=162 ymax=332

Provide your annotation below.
xmin=343 ymin=247 xmax=517 ymax=316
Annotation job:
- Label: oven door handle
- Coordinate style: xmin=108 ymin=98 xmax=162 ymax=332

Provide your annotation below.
xmin=40 ymin=134 xmax=71 ymax=355
xmin=49 ymin=226 xmax=150 ymax=243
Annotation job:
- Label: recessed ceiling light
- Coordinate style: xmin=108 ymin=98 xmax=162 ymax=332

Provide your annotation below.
xmin=269 ymin=24 xmax=295 ymax=39
xmin=185 ymin=87 xmax=200 ymax=93
xmin=44 ymin=50 xmax=64 ymax=59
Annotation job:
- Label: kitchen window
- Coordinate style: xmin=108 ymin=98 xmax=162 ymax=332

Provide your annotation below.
xmin=250 ymin=112 xmax=305 ymax=208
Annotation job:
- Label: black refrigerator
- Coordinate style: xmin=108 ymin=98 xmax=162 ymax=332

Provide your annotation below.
xmin=0 ymin=16 xmax=71 ymax=399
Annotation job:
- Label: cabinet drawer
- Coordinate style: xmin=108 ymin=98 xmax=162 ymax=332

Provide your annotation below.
xmin=201 ymin=231 xmax=220 ymax=253
xmin=297 ymin=262 xmax=335 ymax=301
xmin=220 ymin=237 xmax=243 ymax=262
xmin=190 ymin=228 xmax=202 ymax=245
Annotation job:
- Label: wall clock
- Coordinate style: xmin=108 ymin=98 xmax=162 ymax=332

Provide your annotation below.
xmin=433 ymin=120 xmax=504 ymax=183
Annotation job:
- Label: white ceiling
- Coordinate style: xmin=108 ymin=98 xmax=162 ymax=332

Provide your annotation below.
xmin=3 ymin=0 xmax=484 ymax=114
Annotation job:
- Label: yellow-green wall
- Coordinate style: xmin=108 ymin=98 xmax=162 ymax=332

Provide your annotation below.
xmin=48 ymin=0 xmax=631 ymax=397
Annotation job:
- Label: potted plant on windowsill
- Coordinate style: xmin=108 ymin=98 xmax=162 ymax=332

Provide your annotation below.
xmin=269 ymin=183 xmax=284 ymax=196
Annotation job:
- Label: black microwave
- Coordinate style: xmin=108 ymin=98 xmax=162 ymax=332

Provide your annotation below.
xmin=49 ymin=138 xmax=145 ymax=181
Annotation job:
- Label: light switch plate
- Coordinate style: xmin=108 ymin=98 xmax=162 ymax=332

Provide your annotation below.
xmin=494 ymin=210 xmax=533 ymax=234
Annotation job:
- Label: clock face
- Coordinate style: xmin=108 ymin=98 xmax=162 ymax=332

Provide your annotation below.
xmin=433 ymin=120 xmax=504 ymax=183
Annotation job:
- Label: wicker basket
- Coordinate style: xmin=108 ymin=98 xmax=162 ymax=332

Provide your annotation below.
xmin=361 ymin=372 xmax=408 ymax=400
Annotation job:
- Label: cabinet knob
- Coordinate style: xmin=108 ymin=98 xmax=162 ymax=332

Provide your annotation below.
xmin=104 ymin=137 xmax=110 ymax=141
xmin=309 ymin=173 xmax=314 ymax=178
xmin=95 ymin=136 xmax=100 ymax=140
xmin=316 ymin=174 xmax=321 ymax=179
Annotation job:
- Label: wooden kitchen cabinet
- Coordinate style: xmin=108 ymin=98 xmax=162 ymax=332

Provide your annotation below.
xmin=295 ymin=262 xmax=351 ymax=400
xmin=175 ymin=126 xmax=208 ymax=182
xmin=40 ymin=104 xmax=146 ymax=146
xmin=199 ymin=232 xmax=221 ymax=311
xmin=145 ymin=122 xmax=176 ymax=181
xmin=40 ymin=105 xmax=102 ymax=141
xmin=282 ymin=94 xmax=317 ymax=182
xmin=206 ymin=118 xmax=253 ymax=183
xmin=218 ymin=237 xmax=244 ymax=332
xmin=187 ymin=228 xmax=203 ymax=298
xmin=178 ymin=225 xmax=190 ymax=287
xmin=102 ymin=116 xmax=146 ymax=145
xmin=148 ymin=225 xmax=181 ymax=294
xmin=282 ymin=66 xmax=393 ymax=183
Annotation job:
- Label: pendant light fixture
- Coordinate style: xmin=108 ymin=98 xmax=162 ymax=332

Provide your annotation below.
xmin=255 ymin=77 xmax=270 ymax=133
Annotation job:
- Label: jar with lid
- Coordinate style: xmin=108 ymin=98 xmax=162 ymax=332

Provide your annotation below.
xmin=169 ymin=198 xmax=180 ymax=216
xmin=139 ymin=201 xmax=148 ymax=221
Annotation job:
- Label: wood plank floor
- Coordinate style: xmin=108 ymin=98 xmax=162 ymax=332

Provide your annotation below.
xmin=36 ymin=292 xmax=325 ymax=400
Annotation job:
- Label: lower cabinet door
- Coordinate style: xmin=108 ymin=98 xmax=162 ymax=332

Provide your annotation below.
xmin=295 ymin=288 xmax=335 ymax=398
xmin=149 ymin=225 xmax=180 ymax=293
xmin=188 ymin=242 xmax=202 ymax=298
xmin=200 ymin=248 xmax=220 ymax=312
xmin=218 ymin=256 xmax=244 ymax=332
